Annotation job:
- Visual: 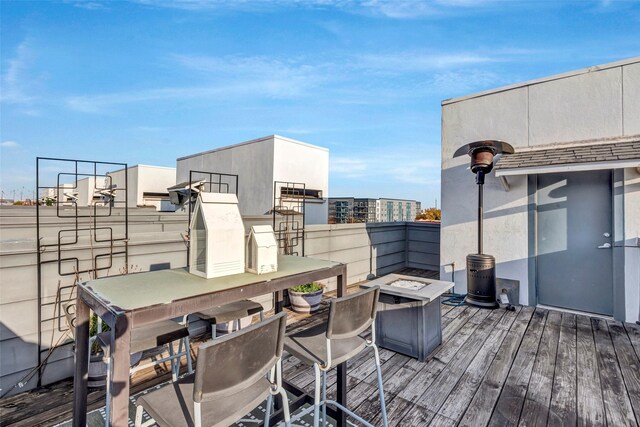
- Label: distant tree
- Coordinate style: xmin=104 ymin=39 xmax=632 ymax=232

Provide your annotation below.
xmin=415 ymin=207 xmax=441 ymax=221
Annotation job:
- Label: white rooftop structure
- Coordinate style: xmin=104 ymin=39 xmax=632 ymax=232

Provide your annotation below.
xmin=176 ymin=135 xmax=329 ymax=224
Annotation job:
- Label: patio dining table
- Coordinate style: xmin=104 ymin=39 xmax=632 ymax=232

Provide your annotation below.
xmin=72 ymin=255 xmax=348 ymax=427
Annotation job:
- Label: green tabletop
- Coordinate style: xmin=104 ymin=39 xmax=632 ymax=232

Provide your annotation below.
xmin=84 ymin=255 xmax=340 ymax=311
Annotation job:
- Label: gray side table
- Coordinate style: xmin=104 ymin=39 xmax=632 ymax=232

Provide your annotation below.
xmin=361 ymin=274 xmax=454 ymax=362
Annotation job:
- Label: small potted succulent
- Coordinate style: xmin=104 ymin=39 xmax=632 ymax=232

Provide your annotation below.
xmin=289 ymin=282 xmax=324 ymax=313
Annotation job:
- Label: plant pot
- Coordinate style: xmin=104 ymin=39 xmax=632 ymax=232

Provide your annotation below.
xmin=88 ymin=354 xmax=108 ymax=388
xmin=215 ymin=315 xmax=253 ymax=334
xmin=87 ymin=351 xmax=143 ymax=388
xmin=289 ymin=289 xmax=323 ymax=313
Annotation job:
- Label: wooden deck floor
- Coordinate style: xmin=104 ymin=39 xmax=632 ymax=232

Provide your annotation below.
xmin=2 ymin=270 xmax=639 ymax=426
xmin=283 ymin=302 xmax=640 ymax=426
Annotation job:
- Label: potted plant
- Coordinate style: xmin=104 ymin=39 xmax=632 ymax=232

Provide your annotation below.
xmin=64 ymin=304 xmax=142 ymax=388
xmin=289 ymin=282 xmax=324 ymax=313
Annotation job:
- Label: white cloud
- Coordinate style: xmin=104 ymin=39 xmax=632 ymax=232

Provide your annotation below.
xmin=330 ymin=157 xmax=368 ymax=174
xmin=0 ymin=141 xmax=19 ymax=148
xmin=133 ymin=0 xmax=495 ymax=18
xmin=357 ymin=52 xmax=496 ymax=73
xmin=69 ymin=1 xmax=109 ymax=10
xmin=331 ymin=152 xmax=440 ymax=185
xmin=360 ymin=0 xmax=440 ymax=18
xmin=1 ymin=40 xmax=37 ymax=104
xmin=65 ymin=47 xmax=531 ymax=113
xmin=67 ymin=54 xmax=332 ymax=113
xmin=427 ymin=68 xmax=505 ymax=94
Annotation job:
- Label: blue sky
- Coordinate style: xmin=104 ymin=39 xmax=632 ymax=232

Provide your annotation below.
xmin=1 ymin=0 xmax=639 ymax=206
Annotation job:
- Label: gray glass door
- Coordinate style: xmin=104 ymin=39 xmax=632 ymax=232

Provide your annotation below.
xmin=536 ymin=170 xmax=613 ymax=315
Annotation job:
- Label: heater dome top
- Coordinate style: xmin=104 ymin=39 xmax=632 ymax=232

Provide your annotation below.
xmin=452 ymin=140 xmax=515 ymax=158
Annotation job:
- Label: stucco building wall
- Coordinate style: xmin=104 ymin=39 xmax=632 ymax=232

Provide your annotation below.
xmin=441 ymin=58 xmax=640 ymax=321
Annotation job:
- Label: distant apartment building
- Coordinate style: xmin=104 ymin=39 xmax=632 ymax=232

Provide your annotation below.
xmin=40 ymin=165 xmax=177 ymax=211
xmin=328 ymin=197 xmax=421 ymax=223
xmin=176 ymin=135 xmax=329 ymax=224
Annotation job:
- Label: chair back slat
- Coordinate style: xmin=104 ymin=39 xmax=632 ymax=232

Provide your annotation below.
xmin=326 ymin=286 xmax=379 ymax=340
xmin=193 ymin=311 xmax=287 ymax=403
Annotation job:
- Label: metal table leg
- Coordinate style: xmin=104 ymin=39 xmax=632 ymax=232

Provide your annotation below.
xmin=274 ymin=290 xmax=284 ymax=412
xmin=336 ymin=268 xmax=348 ymax=427
xmin=109 ymin=313 xmax=132 ymax=426
xmin=72 ymin=294 xmax=90 ymax=426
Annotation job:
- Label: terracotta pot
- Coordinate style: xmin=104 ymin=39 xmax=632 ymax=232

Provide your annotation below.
xmin=289 ymin=289 xmax=323 ymax=313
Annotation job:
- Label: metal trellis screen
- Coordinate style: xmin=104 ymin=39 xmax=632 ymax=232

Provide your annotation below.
xmin=35 ymin=157 xmax=128 ymax=386
xmin=272 ymin=181 xmax=306 ymax=256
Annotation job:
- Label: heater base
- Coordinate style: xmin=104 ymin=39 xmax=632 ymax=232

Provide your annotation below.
xmin=465 ymin=295 xmax=499 ymax=309
xmin=466 ymin=254 xmax=499 ymax=309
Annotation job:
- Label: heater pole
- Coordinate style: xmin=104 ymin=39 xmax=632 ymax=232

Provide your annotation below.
xmin=478 ymin=182 xmax=483 ymax=254
xmin=476 ymin=170 xmax=485 ymax=254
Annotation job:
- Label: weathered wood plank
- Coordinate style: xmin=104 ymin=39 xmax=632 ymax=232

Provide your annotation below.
xmin=365 ymin=353 xmax=411 ymax=387
xmin=399 ymin=403 xmax=437 ymax=426
xmin=396 ymin=309 xmax=498 ymax=405
xmin=382 ymin=356 xmax=423 ymax=395
xmin=547 ymin=313 xmax=578 ymax=427
xmin=429 ymin=413 xmax=458 ymax=427
xmin=353 ymin=354 xmax=414 ymax=421
xmin=443 ymin=304 xmax=467 ymax=320
xmin=575 ymin=315 xmax=605 ymax=427
xmin=421 ymin=309 xmax=507 ymax=414
xmin=442 ymin=307 xmax=480 ymax=342
xmin=624 ymin=322 xmax=640 ymax=360
xmin=371 ymin=394 xmax=415 ymax=426
xmin=592 ymin=317 xmax=637 ymax=427
xmin=344 ymin=379 xmax=377 ymax=409
xmin=488 ymin=309 xmax=547 ymax=427
xmin=518 ymin=310 xmax=561 ymax=427
xmin=353 ymin=390 xmax=397 ymax=424
xmin=438 ymin=306 xmax=521 ymax=423
xmin=608 ymin=320 xmax=640 ymax=424
xmin=434 ymin=308 xmax=491 ymax=364
xmin=440 ymin=302 xmax=455 ymax=316
xmin=458 ymin=306 xmax=535 ymax=427
xmin=396 ymin=357 xmax=446 ymax=404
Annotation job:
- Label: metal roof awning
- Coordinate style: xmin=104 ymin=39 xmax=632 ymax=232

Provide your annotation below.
xmin=494 ymin=138 xmax=640 ymax=177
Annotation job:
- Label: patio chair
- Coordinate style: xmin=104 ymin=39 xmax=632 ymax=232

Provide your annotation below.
xmin=134 ymin=311 xmax=291 ymax=427
xmin=63 ymin=303 xmax=193 ymax=425
xmin=284 ymin=286 xmax=388 ymax=427
xmin=193 ymin=300 xmax=264 ymax=338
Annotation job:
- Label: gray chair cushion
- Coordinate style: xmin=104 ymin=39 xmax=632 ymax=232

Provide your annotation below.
xmin=194 ymin=300 xmax=263 ymax=324
xmin=136 ymin=373 xmax=271 ymax=427
xmin=284 ymin=323 xmax=367 ymax=367
xmin=97 ymin=319 xmax=189 ymax=354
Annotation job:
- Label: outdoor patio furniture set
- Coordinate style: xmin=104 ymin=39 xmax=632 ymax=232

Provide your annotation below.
xmin=72 ymin=255 xmax=389 ymax=427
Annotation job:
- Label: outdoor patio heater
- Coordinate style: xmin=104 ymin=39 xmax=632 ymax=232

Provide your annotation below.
xmin=453 ymin=140 xmax=515 ymax=308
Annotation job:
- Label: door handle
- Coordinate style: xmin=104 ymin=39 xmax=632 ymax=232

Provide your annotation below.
xmin=598 ymin=243 xmax=611 ymax=249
